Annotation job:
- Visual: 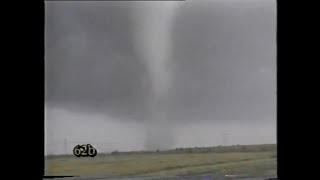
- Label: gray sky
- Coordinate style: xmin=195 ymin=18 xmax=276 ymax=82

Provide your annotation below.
xmin=45 ymin=0 xmax=276 ymax=154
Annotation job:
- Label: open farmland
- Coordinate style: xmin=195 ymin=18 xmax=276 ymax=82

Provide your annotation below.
xmin=45 ymin=144 xmax=277 ymax=178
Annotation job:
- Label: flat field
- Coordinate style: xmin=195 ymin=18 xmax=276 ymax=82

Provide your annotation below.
xmin=45 ymin=144 xmax=277 ymax=178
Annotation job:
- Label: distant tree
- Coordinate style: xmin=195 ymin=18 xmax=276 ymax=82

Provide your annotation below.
xmin=186 ymin=148 xmax=193 ymax=153
xmin=241 ymin=146 xmax=247 ymax=152
xmin=260 ymin=145 xmax=268 ymax=151
xmin=111 ymin=150 xmax=119 ymax=155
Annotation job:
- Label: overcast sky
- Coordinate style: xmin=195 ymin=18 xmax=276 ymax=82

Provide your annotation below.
xmin=45 ymin=0 xmax=276 ymax=154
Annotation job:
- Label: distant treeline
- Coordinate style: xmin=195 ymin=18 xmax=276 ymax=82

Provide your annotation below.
xmin=45 ymin=144 xmax=276 ymax=159
xmin=109 ymin=144 xmax=277 ymax=155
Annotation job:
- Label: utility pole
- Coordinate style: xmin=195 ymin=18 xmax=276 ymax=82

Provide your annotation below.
xmin=222 ymin=132 xmax=229 ymax=146
xmin=64 ymin=138 xmax=67 ymax=154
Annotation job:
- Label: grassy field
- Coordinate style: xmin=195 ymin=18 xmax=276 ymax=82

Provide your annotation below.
xmin=45 ymin=144 xmax=277 ymax=178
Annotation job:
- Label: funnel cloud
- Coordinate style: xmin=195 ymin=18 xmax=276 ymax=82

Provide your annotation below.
xmin=130 ymin=2 xmax=181 ymax=150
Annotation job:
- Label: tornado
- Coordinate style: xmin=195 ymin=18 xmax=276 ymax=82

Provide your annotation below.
xmin=130 ymin=2 xmax=181 ymax=150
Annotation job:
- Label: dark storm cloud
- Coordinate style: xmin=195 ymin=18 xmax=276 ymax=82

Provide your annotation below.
xmin=168 ymin=1 xmax=276 ymax=122
xmin=45 ymin=0 xmax=276 ymax=123
xmin=45 ymin=2 xmax=151 ymax=121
